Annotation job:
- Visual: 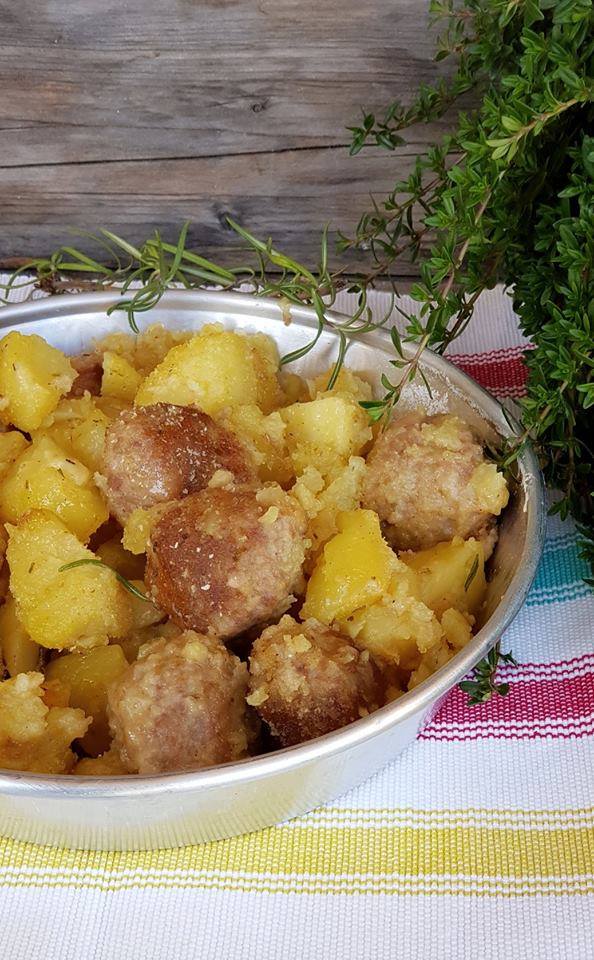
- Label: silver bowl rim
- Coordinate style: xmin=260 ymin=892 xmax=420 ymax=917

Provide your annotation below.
xmin=0 ymin=289 xmax=546 ymax=799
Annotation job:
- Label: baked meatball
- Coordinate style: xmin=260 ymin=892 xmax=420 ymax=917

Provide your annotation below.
xmin=362 ymin=413 xmax=508 ymax=555
xmin=107 ymin=631 xmax=257 ymax=774
xmin=247 ymin=615 xmax=383 ymax=747
xmin=146 ymin=484 xmax=307 ymax=640
xmin=101 ymin=402 xmax=255 ymax=522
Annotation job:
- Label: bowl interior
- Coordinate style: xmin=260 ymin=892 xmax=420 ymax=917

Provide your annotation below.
xmin=0 ymin=289 xmax=545 ymax=794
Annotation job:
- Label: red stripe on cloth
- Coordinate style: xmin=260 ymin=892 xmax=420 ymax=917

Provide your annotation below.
xmin=499 ymin=653 xmax=594 ymax=682
xmin=448 ymin=350 xmax=529 ymax=399
xmin=419 ymin=672 xmax=594 ymax=741
xmin=420 ymin=726 xmax=594 ymax=742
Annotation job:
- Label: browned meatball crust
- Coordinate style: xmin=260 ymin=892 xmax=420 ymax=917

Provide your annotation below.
xmin=68 ymin=352 xmax=103 ymax=398
xmin=101 ymin=402 xmax=255 ymax=522
xmin=247 ymin=615 xmax=383 ymax=747
xmin=107 ymin=631 xmax=257 ymax=774
xmin=146 ymin=483 xmax=306 ymax=639
xmin=362 ymin=412 xmax=507 ymax=554
xmin=146 ymin=484 xmax=307 ymax=640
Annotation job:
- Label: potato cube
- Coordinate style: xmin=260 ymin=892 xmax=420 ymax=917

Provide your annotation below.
xmin=101 ymin=350 xmax=143 ymax=403
xmin=222 ymin=405 xmax=293 ymax=485
xmin=0 ymin=435 xmax=108 ymax=541
xmin=45 ymin=644 xmax=128 ymax=756
xmin=7 ymin=510 xmax=133 ymax=650
xmin=291 ymin=457 xmax=365 ymax=570
xmin=342 ymin=581 xmax=443 ymax=669
xmin=34 ymin=395 xmax=109 ymax=472
xmin=470 ymin=462 xmax=509 ymax=515
xmin=0 ymin=431 xmax=29 ymax=477
xmin=301 ymin=509 xmax=396 ymax=624
xmin=440 ymin=607 xmax=473 ymax=650
xmin=96 ymin=536 xmax=146 ymax=581
xmin=281 ymin=394 xmax=372 ymax=476
xmin=0 ymin=332 xmax=76 ymax=431
xmin=306 ymin=367 xmax=373 ymax=403
xmin=122 ymin=502 xmax=172 ymax=555
xmin=135 ymin=325 xmax=283 ymax=415
xmin=94 ymin=394 xmax=132 ymax=421
xmin=73 ymin=747 xmax=129 ymax=776
xmin=0 ymin=595 xmax=41 ymax=676
xmin=401 ymin=536 xmax=486 ymax=618
xmin=0 ymin=671 xmax=89 ymax=773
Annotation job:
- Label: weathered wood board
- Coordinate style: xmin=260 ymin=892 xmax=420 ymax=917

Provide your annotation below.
xmin=0 ymin=0 xmax=452 ymax=271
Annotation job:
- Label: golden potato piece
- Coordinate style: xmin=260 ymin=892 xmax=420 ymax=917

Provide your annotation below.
xmin=0 ymin=672 xmax=89 ymax=773
xmin=101 ymin=403 xmax=255 ymax=523
xmin=0 ymin=595 xmax=41 ymax=676
xmin=0 ymin=435 xmax=108 ymax=542
xmin=34 ymin=394 xmax=109 ymax=473
xmin=281 ymin=394 xmax=372 ymax=477
xmin=135 ymin=326 xmax=284 ymax=415
xmin=0 ymin=431 xmax=29 ymax=477
xmin=0 ymin=332 xmax=76 ymax=432
xmin=401 ymin=536 xmax=487 ymax=619
xmin=146 ymin=484 xmax=307 ymax=639
xmin=7 ymin=510 xmax=133 ymax=651
xmin=291 ymin=456 xmax=366 ymax=570
xmin=101 ymin=351 xmax=143 ymax=403
xmin=342 ymin=577 xmax=443 ymax=670
xmin=45 ymin=644 xmax=129 ymax=757
xmin=301 ymin=509 xmax=397 ymax=624
xmin=95 ymin=536 xmax=146 ymax=581
xmin=248 ymin=616 xmax=383 ymax=747
xmin=221 ymin=405 xmax=293 ymax=486
xmin=73 ymin=747 xmax=129 ymax=777
xmin=108 ymin=631 xmax=257 ymax=774
xmin=362 ymin=413 xmax=508 ymax=555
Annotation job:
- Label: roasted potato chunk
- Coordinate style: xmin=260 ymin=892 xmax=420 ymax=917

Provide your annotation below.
xmin=101 ymin=351 xmax=143 ymax=403
xmin=0 ymin=595 xmax=41 ymax=676
xmin=281 ymin=394 xmax=372 ymax=477
xmin=0 ymin=431 xmax=29 ymax=477
xmin=7 ymin=510 xmax=133 ymax=651
xmin=34 ymin=394 xmax=109 ymax=473
xmin=0 ymin=672 xmax=89 ymax=773
xmin=301 ymin=509 xmax=397 ymax=624
xmin=0 ymin=332 xmax=76 ymax=432
xmin=135 ymin=326 xmax=284 ymax=415
xmin=400 ymin=536 xmax=487 ymax=618
xmin=45 ymin=644 xmax=129 ymax=756
xmin=0 ymin=436 xmax=108 ymax=542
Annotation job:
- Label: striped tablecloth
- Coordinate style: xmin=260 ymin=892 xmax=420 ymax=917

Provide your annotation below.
xmin=0 ymin=281 xmax=592 ymax=960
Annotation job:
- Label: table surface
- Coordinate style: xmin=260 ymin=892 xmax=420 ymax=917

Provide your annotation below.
xmin=0 ymin=0 xmax=453 ymax=270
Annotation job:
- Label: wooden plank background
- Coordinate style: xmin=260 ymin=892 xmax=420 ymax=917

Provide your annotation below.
xmin=0 ymin=0 xmax=453 ymax=272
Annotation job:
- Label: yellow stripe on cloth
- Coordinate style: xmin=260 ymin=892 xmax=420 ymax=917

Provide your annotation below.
xmin=0 ymin=821 xmax=592 ymax=896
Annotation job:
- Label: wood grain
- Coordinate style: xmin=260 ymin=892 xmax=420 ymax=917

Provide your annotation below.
xmin=0 ymin=0 xmax=451 ymax=270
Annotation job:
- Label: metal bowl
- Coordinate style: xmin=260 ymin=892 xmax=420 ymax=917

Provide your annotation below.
xmin=0 ymin=290 xmax=545 ymax=850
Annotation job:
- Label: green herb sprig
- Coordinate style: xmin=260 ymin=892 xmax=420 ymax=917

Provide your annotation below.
xmin=58 ymin=559 xmax=154 ymax=603
xmin=458 ymin=643 xmax=518 ymax=706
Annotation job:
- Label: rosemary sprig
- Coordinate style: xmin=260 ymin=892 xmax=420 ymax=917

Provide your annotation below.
xmin=58 ymin=559 xmax=153 ymax=603
xmin=459 ymin=643 xmax=518 ymax=706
